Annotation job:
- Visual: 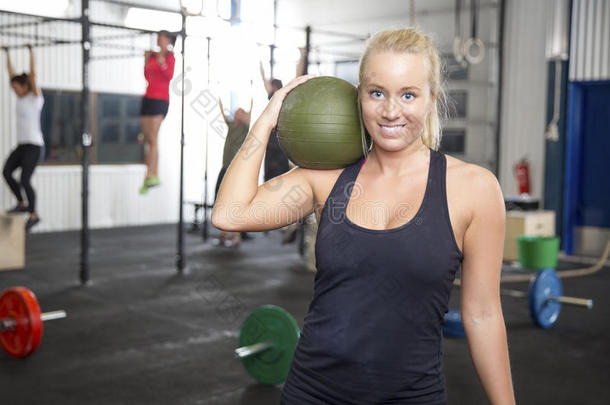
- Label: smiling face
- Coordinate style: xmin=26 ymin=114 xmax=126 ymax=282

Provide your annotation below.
xmin=359 ymin=51 xmax=434 ymax=152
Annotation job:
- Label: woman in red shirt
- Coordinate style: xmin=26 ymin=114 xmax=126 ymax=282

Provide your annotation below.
xmin=140 ymin=30 xmax=176 ymax=194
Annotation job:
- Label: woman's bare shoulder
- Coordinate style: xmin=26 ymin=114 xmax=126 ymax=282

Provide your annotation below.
xmin=445 ymin=154 xmax=499 ymax=189
xmin=296 ymin=166 xmax=344 ymax=209
xmin=297 ymin=166 xmax=343 ymax=190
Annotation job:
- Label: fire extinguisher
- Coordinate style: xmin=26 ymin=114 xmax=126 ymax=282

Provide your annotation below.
xmin=514 ymin=158 xmax=530 ymax=195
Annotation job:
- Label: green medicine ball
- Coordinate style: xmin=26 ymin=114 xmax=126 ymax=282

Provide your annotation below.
xmin=277 ymin=76 xmax=363 ymax=169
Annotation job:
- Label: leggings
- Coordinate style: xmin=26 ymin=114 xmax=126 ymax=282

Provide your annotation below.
xmin=2 ymin=144 xmax=42 ymax=213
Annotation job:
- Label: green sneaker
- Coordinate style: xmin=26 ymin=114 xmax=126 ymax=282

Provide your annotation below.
xmin=145 ymin=175 xmax=160 ymax=188
xmin=139 ymin=181 xmax=149 ymax=195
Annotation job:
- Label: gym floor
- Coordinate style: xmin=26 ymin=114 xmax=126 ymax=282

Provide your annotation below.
xmin=0 ymin=224 xmax=608 ymax=405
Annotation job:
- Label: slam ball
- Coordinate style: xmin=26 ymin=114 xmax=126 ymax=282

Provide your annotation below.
xmin=277 ymin=76 xmax=363 ymax=169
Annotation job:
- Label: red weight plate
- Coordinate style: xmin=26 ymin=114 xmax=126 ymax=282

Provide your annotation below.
xmin=0 ymin=287 xmax=43 ymax=358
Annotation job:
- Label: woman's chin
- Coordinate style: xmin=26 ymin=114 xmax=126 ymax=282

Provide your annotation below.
xmin=371 ymin=135 xmax=413 ymax=152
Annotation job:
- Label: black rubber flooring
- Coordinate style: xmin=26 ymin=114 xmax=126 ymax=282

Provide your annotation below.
xmin=0 ymin=224 xmax=608 ymax=405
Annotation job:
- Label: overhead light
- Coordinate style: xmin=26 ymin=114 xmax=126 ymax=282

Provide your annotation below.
xmin=124 ymin=7 xmax=182 ymax=32
xmin=0 ymin=0 xmax=69 ymax=18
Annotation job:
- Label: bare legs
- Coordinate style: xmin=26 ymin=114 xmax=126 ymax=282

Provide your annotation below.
xmin=140 ymin=114 xmax=164 ymax=179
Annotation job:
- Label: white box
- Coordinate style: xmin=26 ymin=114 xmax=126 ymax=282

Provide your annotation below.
xmin=0 ymin=214 xmax=26 ymax=271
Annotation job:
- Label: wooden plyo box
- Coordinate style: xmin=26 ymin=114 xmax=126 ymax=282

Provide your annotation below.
xmin=504 ymin=210 xmax=556 ymax=262
xmin=0 ymin=213 xmax=26 ymax=271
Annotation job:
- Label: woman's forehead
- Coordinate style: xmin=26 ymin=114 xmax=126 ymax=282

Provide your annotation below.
xmin=362 ymin=51 xmax=430 ymax=87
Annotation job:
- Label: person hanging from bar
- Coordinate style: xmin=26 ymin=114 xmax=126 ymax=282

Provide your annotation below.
xmin=139 ymin=30 xmax=177 ymax=194
xmin=2 ymin=45 xmax=44 ymax=231
xmin=212 ymin=98 xmax=253 ymax=248
xmin=259 ymin=47 xmax=307 ymax=184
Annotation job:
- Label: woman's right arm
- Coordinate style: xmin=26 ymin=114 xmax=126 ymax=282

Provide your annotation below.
xmin=259 ymin=61 xmax=273 ymax=96
xmin=4 ymin=47 xmax=15 ymax=79
xmin=212 ymin=75 xmax=314 ymax=232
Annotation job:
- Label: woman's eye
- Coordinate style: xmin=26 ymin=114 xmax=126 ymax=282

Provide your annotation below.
xmin=370 ymin=90 xmax=383 ymax=99
xmin=402 ymin=92 xmax=415 ymax=101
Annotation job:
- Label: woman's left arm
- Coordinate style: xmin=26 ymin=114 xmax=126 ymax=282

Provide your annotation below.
xmin=460 ymin=168 xmax=515 ymax=405
xmin=27 ymin=45 xmax=39 ymax=96
xmin=158 ymin=52 xmax=175 ymax=80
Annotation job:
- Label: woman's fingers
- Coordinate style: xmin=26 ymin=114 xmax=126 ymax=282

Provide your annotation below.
xmin=277 ymin=74 xmax=316 ymax=97
xmin=259 ymin=74 xmax=316 ymax=128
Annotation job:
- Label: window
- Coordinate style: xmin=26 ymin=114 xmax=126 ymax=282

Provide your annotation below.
xmin=41 ymin=90 xmax=82 ymax=163
xmin=440 ymin=129 xmax=466 ymax=154
xmin=40 ymin=89 xmax=144 ymax=164
xmin=445 ymin=54 xmax=469 ymax=81
xmin=95 ymin=93 xmax=143 ymax=164
xmin=448 ymin=90 xmax=468 ymax=119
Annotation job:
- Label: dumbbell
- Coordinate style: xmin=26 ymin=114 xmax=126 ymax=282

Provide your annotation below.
xmin=234 ymin=305 xmax=300 ymax=385
xmin=444 ymin=268 xmax=594 ymax=337
xmin=0 ymin=287 xmax=67 ymax=358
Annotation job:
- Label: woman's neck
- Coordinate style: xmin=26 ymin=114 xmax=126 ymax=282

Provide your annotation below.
xmin=366 ymin=137 xmax=429 ymax=177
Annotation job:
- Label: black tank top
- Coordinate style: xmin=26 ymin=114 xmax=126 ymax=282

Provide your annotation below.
xmin=281 ymin=149 xmax=463 ymax=404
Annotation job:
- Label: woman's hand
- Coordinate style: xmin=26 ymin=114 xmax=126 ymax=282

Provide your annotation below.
xmin=144 ymin=50 xmax=152 ymax=60
xmin=259 ymin=74 xmax=315 ymax=128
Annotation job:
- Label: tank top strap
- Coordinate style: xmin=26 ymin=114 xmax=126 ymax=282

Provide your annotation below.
xmin=327 ymin=157 xmax=365 ymax=205
xmin=420 ymin=149 xmax=446 ymax=214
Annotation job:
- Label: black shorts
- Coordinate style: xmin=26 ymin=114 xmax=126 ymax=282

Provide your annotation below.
xmin=140 ymin=97 xmax=169 ymax=117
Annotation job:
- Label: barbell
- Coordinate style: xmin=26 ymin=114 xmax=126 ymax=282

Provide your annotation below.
xmin=444 ymin=268 xmax=594 ymax=337
xmin=0 ymin=287 xmax=67 ymax=358
xmin=234 ymin=305 xmax=300 ymax=385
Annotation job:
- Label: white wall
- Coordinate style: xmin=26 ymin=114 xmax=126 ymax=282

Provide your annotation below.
xmin=570 ymin=0 xmax=610 ymax=81
xmin=498 ymin=0 xmax=548 ymax=198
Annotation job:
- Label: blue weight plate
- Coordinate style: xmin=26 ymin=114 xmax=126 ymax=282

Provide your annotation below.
xmin=443 ymin=309 xmax=466 ymax=338
xmin=528 ymin=268 xmax=562 ymax=328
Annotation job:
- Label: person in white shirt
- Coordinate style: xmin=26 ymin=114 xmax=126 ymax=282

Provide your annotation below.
xmin=2 ymin=45 xmax=44 ymax=231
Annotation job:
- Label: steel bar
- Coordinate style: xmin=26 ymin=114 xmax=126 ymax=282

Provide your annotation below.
xmin=92 ymin=0 xmax=181 ymax=14
xmin=234 ymin=341 xmax=274 ymax=359
xmin=79 ymin=0 xmax=91 ymax=285
xmin=0 ymin=9 xmax=80 ymax=24
xmin=89 ymin=20 xmax=158 ymax=34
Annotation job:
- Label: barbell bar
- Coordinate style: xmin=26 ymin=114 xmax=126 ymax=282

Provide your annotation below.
xmin=444 ymin=268 xmax=594 ymax=336
xmin=500 ymin=287 xmax=593 ymax=308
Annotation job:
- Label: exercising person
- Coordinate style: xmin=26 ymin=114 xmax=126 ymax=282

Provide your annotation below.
xmin=214 ymin=28 xmax=514 ymax=404
xmin=139 ymin=30 xmax=176 ymax=194
xmin=2 ymin=45 xmax=44 ymax=231
xmin=259 ymin=48 xmax=307 ymax=182
xmin=213 ymin=99 xmax=252 ymax=248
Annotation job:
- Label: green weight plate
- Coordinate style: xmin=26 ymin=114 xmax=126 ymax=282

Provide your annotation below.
xmin=239 ymin=305 xmax=300 ymax=385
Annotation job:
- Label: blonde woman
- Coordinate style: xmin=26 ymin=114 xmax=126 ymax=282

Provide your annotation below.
xmin=213 ymin=28 xmax=514 ymax=404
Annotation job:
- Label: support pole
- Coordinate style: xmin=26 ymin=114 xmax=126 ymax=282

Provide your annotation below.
xmin=80 ymin=0 xmax=91 ymax=285
xmin=304 ymin=26 xmax=311 ymax=75
xmin=202 ymin=36 xmax=211 ymax=241
xmin=176 ymin=11 xmax=187 ymax=273
xmin=270 ymin=0 xmax=278 ymax=78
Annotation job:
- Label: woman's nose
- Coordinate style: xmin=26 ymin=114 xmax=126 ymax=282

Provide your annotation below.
xmin=380 ymin=98 xmax=401 ymax=120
